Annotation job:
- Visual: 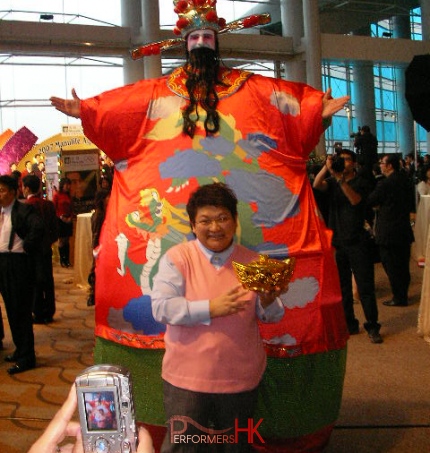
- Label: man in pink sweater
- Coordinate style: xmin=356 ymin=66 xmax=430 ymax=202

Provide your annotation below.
xmin=152 ymin=183 xmax=284 ymax=452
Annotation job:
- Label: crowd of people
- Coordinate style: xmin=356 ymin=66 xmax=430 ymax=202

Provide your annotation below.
xmin=311 ymin=139 xmax=426 ymax=346
xmin=0 ymin=157 xmax=114 ymax=376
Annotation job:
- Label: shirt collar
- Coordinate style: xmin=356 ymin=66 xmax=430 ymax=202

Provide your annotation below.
xmin=2 ymin=202 xmax=14 ymax=214
xmin=196 ymin=239 xmax=235 ymax=267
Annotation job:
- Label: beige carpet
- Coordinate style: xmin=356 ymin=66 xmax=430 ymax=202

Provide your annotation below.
xmin=0 ymin=262 xmax=95 ymax=453
xmin=0 ymin=258 xmax=429 ymax=452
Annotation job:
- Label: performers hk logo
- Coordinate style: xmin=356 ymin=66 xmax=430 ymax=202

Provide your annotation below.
xmin=168 ymin=416 xmax=264 ymax=445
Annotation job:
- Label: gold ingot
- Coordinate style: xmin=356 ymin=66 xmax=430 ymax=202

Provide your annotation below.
xmin=232 ymin=255 xmax=296 ymax=292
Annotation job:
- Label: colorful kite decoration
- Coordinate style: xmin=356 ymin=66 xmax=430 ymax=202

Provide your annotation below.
xmin=0 ymin=126 xmax=38 ymax=174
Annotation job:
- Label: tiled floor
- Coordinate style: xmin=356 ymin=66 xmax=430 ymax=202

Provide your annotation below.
xmin=0 ymin=262 xmax=94 ymax=453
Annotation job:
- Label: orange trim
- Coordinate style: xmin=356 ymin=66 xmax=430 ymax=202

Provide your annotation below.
xmin=167 ymin=66 xmax=252 ymax=99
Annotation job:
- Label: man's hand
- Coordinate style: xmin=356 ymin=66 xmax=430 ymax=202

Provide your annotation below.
xmin=50 ymin=88 xmax=81 ymax=119
xmin=209 ymin=285 xmax=251 ymax=318
xmin=256 ymin=287 xmax=283 ymax=309
xmin=322 ymin=88 xmax=350 ymax=119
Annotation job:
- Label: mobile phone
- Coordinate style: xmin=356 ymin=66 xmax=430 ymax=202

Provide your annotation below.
xmin=75 ymin=364 xmax=137 ymax=453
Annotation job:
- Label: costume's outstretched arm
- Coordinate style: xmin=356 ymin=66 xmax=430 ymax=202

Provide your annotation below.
xmin=50 ymin=88 xmax=81 ymax=119
xmin=322 ymin=88 xmax=350 ymax=119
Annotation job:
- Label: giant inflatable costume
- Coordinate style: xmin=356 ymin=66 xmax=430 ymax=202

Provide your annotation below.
xmin=78 ymin=1 xmax=348 ymax=451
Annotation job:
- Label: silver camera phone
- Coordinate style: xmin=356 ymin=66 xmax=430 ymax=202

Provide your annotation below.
xmin=75 ymin=364 xmax=137 ymax=453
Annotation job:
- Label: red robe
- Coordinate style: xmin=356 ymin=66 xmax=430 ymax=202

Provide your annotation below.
xmin=81 ymin=67 xmax=348 ymax=448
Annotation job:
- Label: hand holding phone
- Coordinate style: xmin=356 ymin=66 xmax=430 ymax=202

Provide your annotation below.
xmin=75 ymin=364 xmax=138 ymax=453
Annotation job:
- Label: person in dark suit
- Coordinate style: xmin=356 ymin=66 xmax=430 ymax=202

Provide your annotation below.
xmin=368 ymin=154 xmax=414 ymax=307
xmin=313 ymin=149 xmax=382 ymax=343
xmin=0 ymin=175 xmax=44 ymax=374
xmin=22 ymin=174 xmax=59 ymax=324
xmin=354 ymin=125 xmax=378 ymax=174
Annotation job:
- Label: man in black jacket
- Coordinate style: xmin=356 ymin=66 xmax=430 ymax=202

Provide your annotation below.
xmin=314 ymin=149 xmax=382 ymax=343
xmin=0 ymin=175 xmax=44 ymax=374
xmin=23 ymin=174 xmax=59 ymax=324
xmin=368 ymin=154 xmax=414 ymax=307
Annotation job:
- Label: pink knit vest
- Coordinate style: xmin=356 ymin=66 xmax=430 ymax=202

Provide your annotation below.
xmin=162 ymin=241 xmax=267 ymax=393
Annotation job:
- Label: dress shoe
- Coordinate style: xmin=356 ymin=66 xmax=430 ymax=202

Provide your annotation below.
xmin=348 ymin=325 xmax=359 ymax=335
xmin=33 ymin=317 xmax=46 ymax=324
xmin=383 ymin=300 xmax=408 ymax=307
xmin=7 ymin=362 xmax=36 ymax=375
xmin=4 ymin=354 xmax=17 ymax=363
xmin=368 ymin=331 xmax=383 ymax=344
xmin=33 ymin=316 xmax=54 ymax=324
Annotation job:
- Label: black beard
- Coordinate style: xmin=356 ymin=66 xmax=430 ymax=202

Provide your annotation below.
xmin=187 ymin=47 xmax=218 ymax=82
xmin=182 ymin=47 xmax=221 ymax=138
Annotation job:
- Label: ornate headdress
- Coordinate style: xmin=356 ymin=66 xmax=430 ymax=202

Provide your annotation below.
xmin=131 ymin=0 xmax=271 ymax=60
xmin=173 ymin=0 xmax=225 ymax=37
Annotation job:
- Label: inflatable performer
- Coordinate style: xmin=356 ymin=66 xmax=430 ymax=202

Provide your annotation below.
xmin=51 ymin=1 xmax=350 ymax=451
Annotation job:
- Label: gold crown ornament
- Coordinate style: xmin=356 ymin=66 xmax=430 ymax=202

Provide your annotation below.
xmin=173 ymin=0 xmax=226 ymax=37
xmin=130 ymin=1 xmax=271 ymax=60
xmin=232 ymin=255 xmax=296 ymax=293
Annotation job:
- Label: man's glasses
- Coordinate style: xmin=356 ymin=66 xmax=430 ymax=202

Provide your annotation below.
xmin=195 ymin=215 xmax=232 ymax=227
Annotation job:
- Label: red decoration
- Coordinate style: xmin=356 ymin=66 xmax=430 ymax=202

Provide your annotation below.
xmin=145 ymin=44 xmax=160 ymax=56
xmin=194 ymin=0 xmax=206 ymax=6
xmin=176 ymin=1 xmax=189 ymax=12
xmin=243 ymin=15 xmax=259 ymax=28
xmin=176 ymin=17 xmax=190 ymax=29
xmin=173 ymin=27 xmax=182 ymax=36
xmin=218 ymin=17 xmax=226 ymax=28
xmin=206 ymin=11 xmax=218 ymax=23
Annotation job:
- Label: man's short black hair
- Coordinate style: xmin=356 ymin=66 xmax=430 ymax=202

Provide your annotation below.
xmin=22 ymin=174 xmax=41 ymax=194
xmin=340 ymin=148 xmax=357 ymax=162
xmin=186 ymin=182 xmax=238 ymax=224
xmin=384 ymin=154 xmax=400 ymax=171
xmin=0 ymin=174 xmax=18 ymax=192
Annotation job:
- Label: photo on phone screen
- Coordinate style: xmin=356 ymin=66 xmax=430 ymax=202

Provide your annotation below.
xmin=81 ymin=389 xmax=118 ymax=432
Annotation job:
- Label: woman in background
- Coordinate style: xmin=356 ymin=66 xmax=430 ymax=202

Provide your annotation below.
xmin=87 ymin=189 xmax=111 ymax=306
xmin=53 ymin=177 xmax=74 ymax=267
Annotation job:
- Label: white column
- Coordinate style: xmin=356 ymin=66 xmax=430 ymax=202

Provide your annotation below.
xmin=121 ymin=0 xmax=144 ymax=84
xmin=420 ymin=0 xmax=430 ymax=40
xmin=280 ymin=0 xmax=306 ymax=82
xmin=302 ymin=0 xmax=322 ymax=90
xmin=302 ymin=0 xmax=325 ymax=155
xmin=420 ymin=0 xmax=430 ymax=152
xmin=140 ymin=0 xmax=162 ymax=79
xmin=393 ymin=15 xmax=414 ymax=156
xmin=352 ymin=25 xmax=377 ymax=138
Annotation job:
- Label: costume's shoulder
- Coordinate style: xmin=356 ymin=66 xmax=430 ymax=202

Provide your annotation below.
xmin=246 ymin=73 xmax=321 ymax=96
xmin=167 ymin=66 xmax=253 ymax=100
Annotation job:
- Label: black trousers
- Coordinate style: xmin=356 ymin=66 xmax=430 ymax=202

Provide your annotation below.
xmin=0 ymin=305 xmax=4 ymax=341
xmin=379 ymin=242 xmax=411 ymax=304
xmin=162 ymin=380 xmax=259 ymax=453
xmin=32 ymin=249 xmax=56 ymax=320
xmin=335 ymin=240 xmax=380 ymax=333
xmin=0 ymin=253 xmax=36 ymax=365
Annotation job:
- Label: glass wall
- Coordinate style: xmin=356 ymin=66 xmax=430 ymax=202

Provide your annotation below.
xmin=323 ymin=6 xmax=426 ymax=157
